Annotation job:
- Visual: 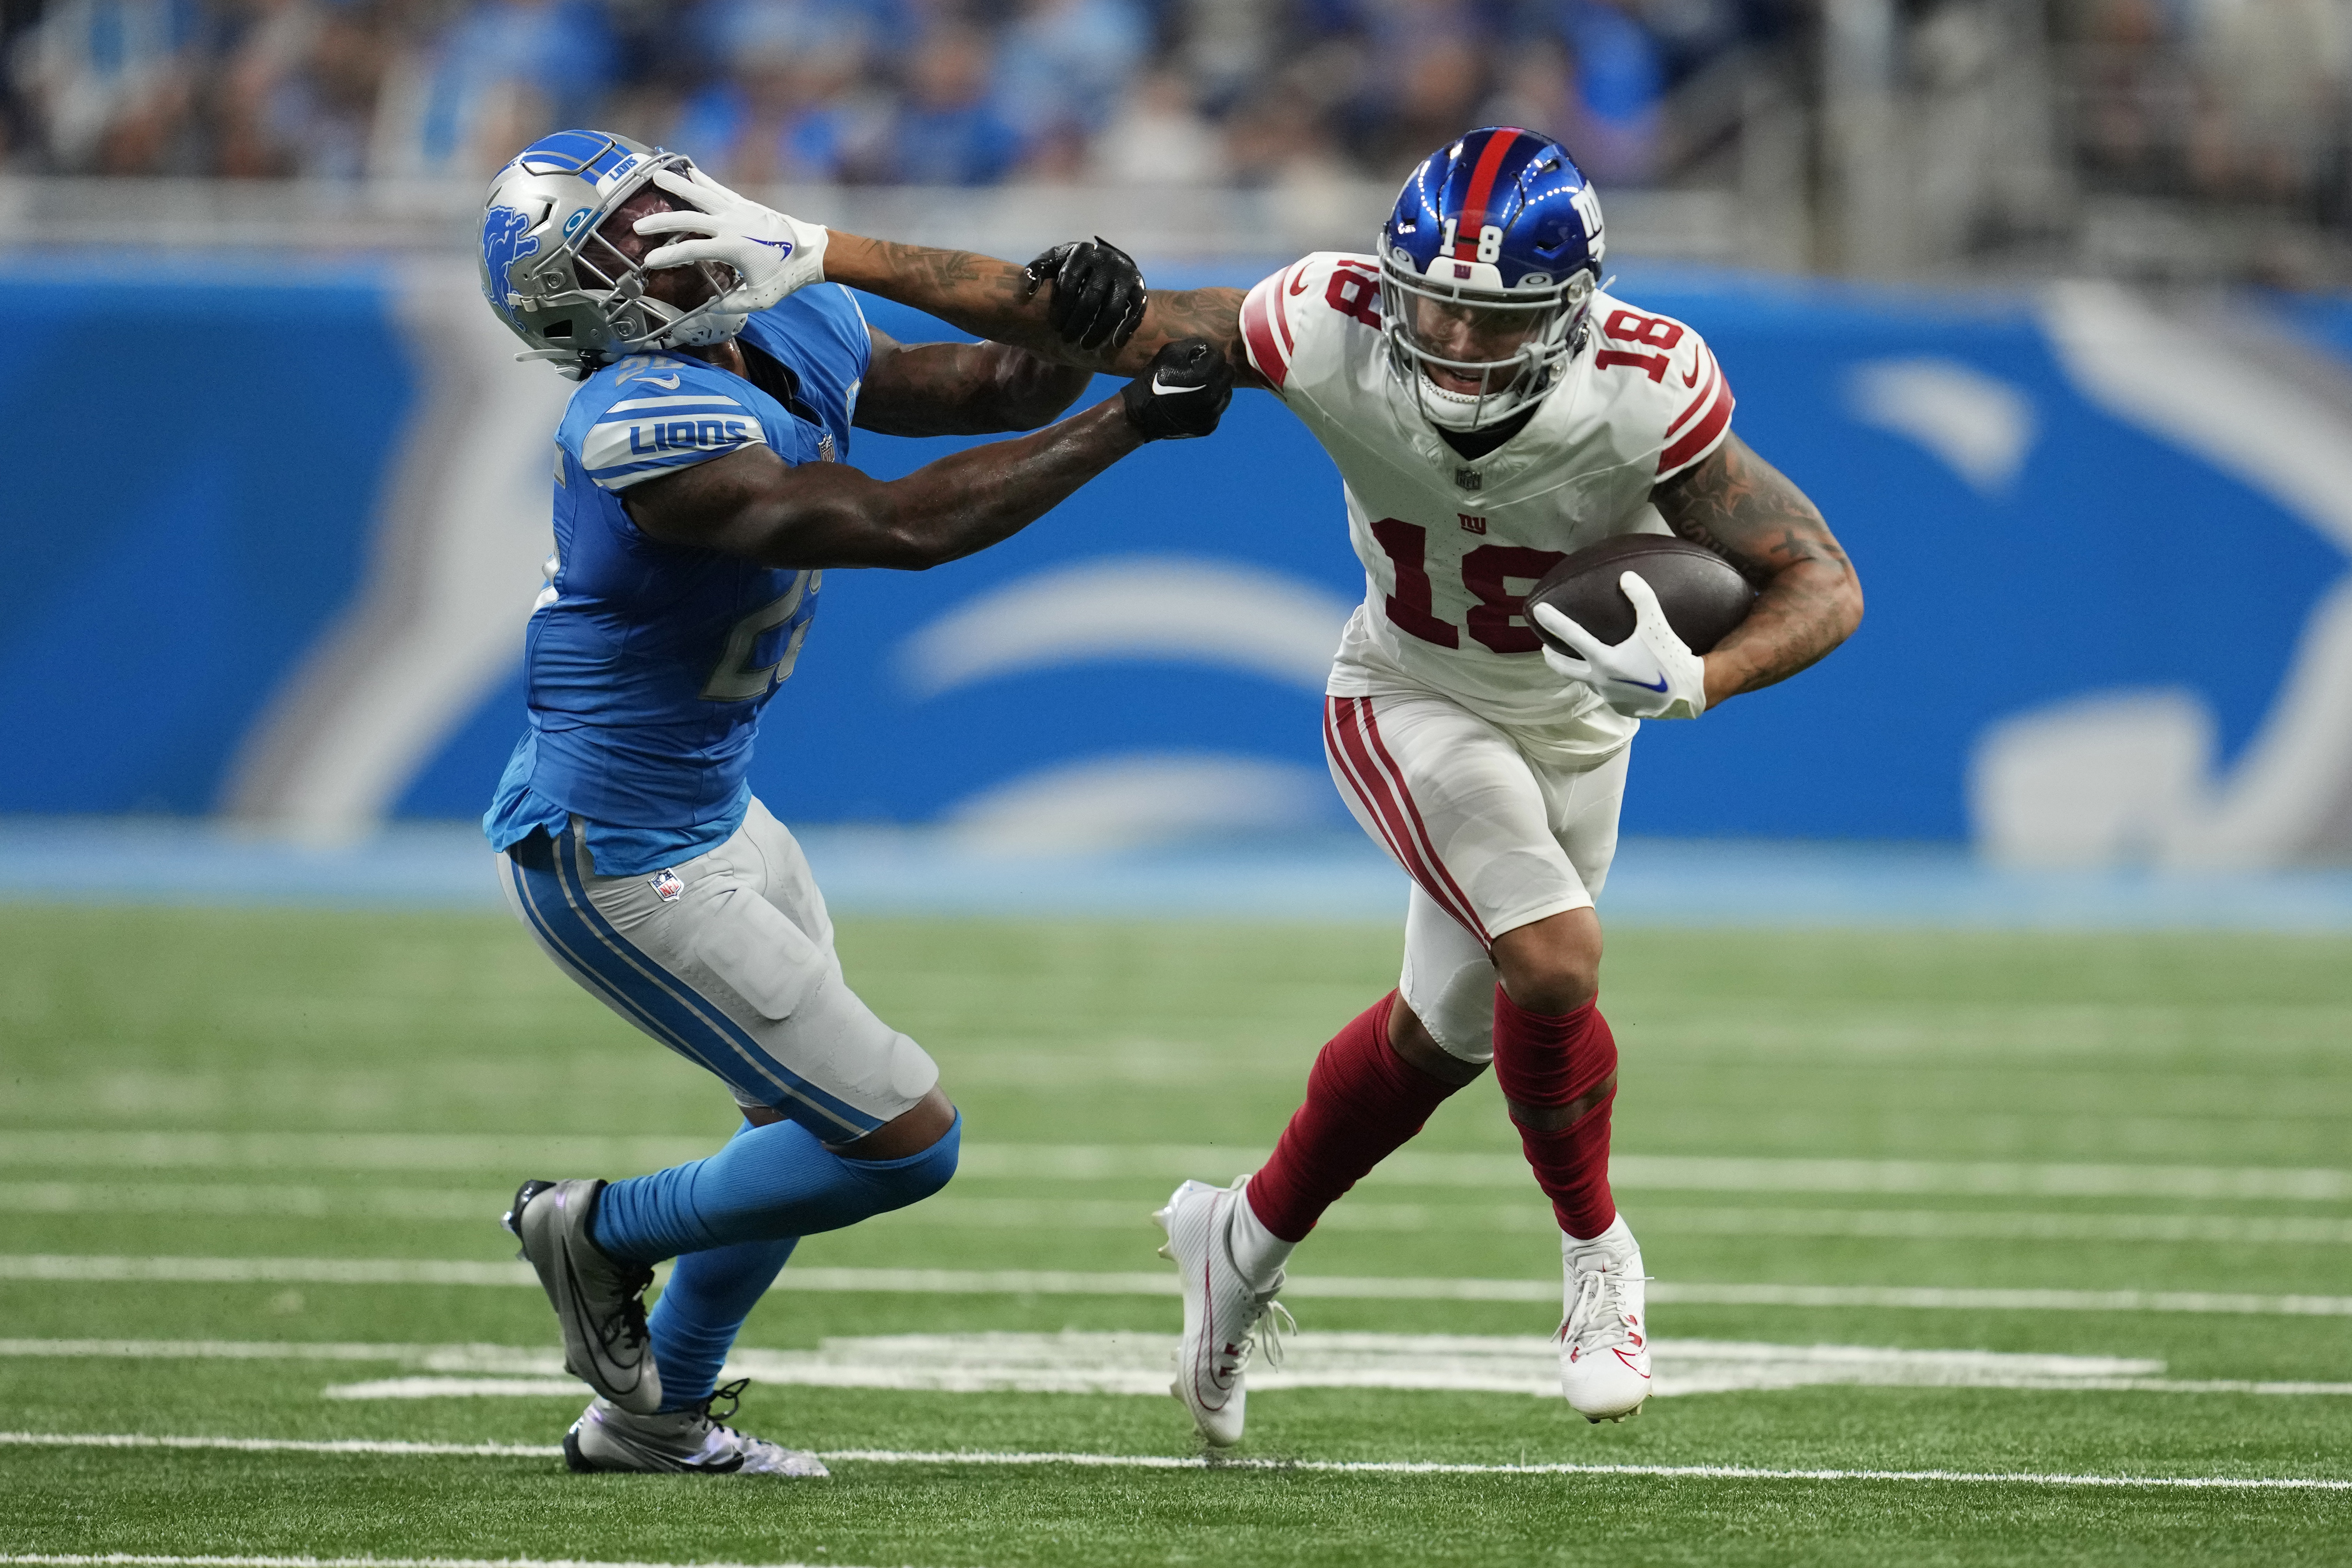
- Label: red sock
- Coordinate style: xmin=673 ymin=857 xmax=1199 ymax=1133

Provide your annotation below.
xmin=1492 ymin=987 xmax=1618 ymax=1239
xmin=1246 ymin=991 xmax=1460 ymax=1243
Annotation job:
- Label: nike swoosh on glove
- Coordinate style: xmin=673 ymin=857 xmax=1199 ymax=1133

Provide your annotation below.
xmin=1532 ymin=572 xmax=1709 ymax=720
xmin=1024 ymin=236 xmax=1148 ymax=352
xmin=1123 ymin=338 xmax=1234 ymax=441
xmin=634 ymin=166 xmax=828 ymax=314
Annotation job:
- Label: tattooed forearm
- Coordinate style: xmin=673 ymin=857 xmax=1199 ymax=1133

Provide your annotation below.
xmin=1131 ymin=288 xmax=1249 ymax=375
xmin=1651 ymin=433 xmax=1863 ymax=704
xmin=825 ymin=232 xmax=1255 ymax=381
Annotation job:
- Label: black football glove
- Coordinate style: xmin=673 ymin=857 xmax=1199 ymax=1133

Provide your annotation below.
xmin=1024 ymin=235 xmax=1148 ymax=352
xmin=1121 ymin=337 xmax=1234 ymax=441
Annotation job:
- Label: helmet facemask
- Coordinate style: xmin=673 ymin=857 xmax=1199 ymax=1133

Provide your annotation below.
xmin=560 ymin=176 xmax=750 ymax=353
xmin=483 ymin=136 xmax=753 ymax=379
xmin=1379 ymin=256 xmax=1594 ymax=432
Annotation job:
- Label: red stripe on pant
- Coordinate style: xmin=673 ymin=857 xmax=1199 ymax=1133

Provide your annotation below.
xmin=1351 ymin=698 xmax=1489 ymax=945
xmin=1492 ymin=986 xmax=1618 ymax=1239
xmin=1246 ymin=991 xmax=1462 ymax=1242
xmin=1324 ymin=697 xmax=1489 ymax=947
xmin=1323 ymin=696 xmax=1417 ymax=881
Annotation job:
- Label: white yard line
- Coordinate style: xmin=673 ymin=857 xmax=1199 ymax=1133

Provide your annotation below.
xmin=0 ymin=1134 xmax=2342 ymax=1201
xmin=6 ymin=1256 xmax=2350 ymax=1315
xmin=9 ymin=1333 xmax=2351 ymax=1402
xmin=0 ymin=1185 xmax=497 ymax=1222
xmin=0 ymin=1432 xmax=2344 ymax=1490
xmin=19 ymin=1183 xmax=2352 ymax=1245
xmin=0 ymin=1257 xmax=539 ymax=1287
xmin=0 ymin=1340 xmax=426 ymax=1361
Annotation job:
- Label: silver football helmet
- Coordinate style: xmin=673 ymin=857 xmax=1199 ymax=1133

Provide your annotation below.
xmin=478 ymin=129 xmax=749 ymax=380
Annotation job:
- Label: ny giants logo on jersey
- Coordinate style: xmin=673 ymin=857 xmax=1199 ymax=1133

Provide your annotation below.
xmin=629 ymin=417 xmax=754 ymax=456
xmin=1459 ymin=513 xmax=1487 ymax=534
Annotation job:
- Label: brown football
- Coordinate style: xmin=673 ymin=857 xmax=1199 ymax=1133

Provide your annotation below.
xmin=1526 ymin=534 xmax=1753 ymax=655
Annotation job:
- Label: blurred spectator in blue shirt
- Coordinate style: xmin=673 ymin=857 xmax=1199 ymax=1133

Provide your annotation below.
xmin=850 ymin=20 xmax=1022 ymax=184
xmin=670 ymin=0 xmax=876 ymax=181
xmin=992 ymin=0 xmax=1148 ymax=138
xmin=415 ymin=0 xmax=616 ymax=175
xmin=1351 ymin=0 xmax=1492 ymax=174
xmin=1617 ymin=0 xmax=1743 ymax=83
xmin=1500 ymin=0 xmax=1661 ymax=181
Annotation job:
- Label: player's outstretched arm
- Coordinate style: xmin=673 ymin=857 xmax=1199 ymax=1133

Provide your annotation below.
xmin=822 ymin=231 xmax=1261 ymax=386
xmin=627 ymin=340 xmax=1233 ymax=571
xmin=853 ymin=327 xmax=1094 ymax=437
xmin=1650 ymin=433 xmax=1864 ymax=707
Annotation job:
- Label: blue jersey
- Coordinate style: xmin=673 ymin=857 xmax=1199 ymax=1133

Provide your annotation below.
xmin=485 ymin=286 xmax=872 ymax=875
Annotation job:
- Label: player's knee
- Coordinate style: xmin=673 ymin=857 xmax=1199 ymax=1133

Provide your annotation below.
xmin=1387 ymin=1001 xmax=1489 ymax=1088
xmin=1492 ymin=911 xmax=1603 ymax=1015
xmin=841 ymin=1103 xmax=961 ymax=1215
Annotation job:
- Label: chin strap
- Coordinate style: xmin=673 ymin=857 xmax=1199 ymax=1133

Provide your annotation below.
xmin=514 ymin=347 xmax=591 ymax=381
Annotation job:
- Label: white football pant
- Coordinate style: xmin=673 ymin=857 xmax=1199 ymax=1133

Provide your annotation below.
xmin=1323 ymin=689 xmax=1629 ymax=1064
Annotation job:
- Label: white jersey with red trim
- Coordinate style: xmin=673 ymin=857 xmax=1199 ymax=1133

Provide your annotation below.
xmin=1238 ymin=252 xmax=1735 ymax=747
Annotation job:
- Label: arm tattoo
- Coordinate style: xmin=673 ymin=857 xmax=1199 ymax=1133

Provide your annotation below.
xmin=833 ymin=234 xmax=1250 ymax=378
xmin=1651 ymin=432 xmax=1863 ymax=697
xmin=1130 ymin=287 xmax=1247 ymax=374
xmin=865 ymin=240 xmax=1033 ymax=308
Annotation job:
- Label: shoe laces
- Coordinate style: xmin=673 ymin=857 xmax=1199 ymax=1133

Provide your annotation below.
xmin=1556 ymin=1263 xmax=1652 ymax=1356
xmin=1224 ymin=1292 xmax=1296 ymax=1375
xmin=703 ymin=1377 xmax=749 ymax=1425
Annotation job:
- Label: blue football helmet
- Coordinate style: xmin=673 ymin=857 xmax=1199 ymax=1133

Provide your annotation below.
xmin=478 ymin=129 xmax=747 ymax=380
xmin=1378 ymin=127 xmax=1606 ymax=431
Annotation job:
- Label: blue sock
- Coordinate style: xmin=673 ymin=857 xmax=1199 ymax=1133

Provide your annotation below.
xmin=646 ymin=1236 xmax=797 ymax=1413
xmin=593 ymin=1112 xmax=961 ymax=1263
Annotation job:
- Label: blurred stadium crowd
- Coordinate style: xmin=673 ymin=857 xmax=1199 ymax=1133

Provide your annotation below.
xmin=2066 ymin=0 xmax=2352 ymax=218
xmin=0 ymin=0 xmax=1776 ymax=187
xmin=7 ymin=0 xmax=2352 ymax=272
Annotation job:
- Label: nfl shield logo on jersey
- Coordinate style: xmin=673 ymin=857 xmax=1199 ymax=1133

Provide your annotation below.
xmin=649 ymin=869 xmax=684 ymax=903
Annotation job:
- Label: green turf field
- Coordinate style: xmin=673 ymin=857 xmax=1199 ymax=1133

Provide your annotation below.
xmin=3 ymin=905 xmax=2348 ymax=1566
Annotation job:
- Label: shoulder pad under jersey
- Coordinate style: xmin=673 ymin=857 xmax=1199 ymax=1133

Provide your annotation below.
xmin=1238 ymin=252 xmax=1384 ymax=401
xmin=562 ymin=353 xmax=771 ymax=493
xmin=1583 ymin=295 xmax=1735 ymax=481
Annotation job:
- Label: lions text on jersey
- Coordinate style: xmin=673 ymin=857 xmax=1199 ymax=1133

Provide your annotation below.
xmin=484 ymin=286 xmax=871 ymax=876
xmin=1239 ymin=253 xmax=1733 ymax=750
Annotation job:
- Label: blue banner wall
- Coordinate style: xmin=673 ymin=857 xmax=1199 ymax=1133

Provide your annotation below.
xmin=3 ymin=259 xmax=414 ymax=815
xmin=7 ymin=256 xmax=2349 ymax=855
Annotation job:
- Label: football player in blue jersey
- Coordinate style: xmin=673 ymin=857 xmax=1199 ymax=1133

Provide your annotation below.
xmin=475 ymin=130 xmax=1231 ymax=1477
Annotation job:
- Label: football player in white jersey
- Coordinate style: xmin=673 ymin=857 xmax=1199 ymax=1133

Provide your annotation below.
xmin=696 ymin=125 xmax=1863 ymax=1441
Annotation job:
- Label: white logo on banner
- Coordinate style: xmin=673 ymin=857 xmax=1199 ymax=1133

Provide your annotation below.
xmin=1975 ymin=283 xmax=2352 ymax=867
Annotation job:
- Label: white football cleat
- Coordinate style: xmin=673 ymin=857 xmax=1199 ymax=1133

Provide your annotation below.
xmin=1155 ymin=1176 xmax=1293 ymax=1447
xmin=1557 ymin=1220 xmax=1652 ymax=1423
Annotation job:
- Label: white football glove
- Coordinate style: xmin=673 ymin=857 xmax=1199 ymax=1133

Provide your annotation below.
xmin=633 ymin=165 xmax=829 ymax=315
xmin=1532 ymin=571 xmax=1710 ymax=720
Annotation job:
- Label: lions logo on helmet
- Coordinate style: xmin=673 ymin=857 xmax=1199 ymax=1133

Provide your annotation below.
xmin=1378 ymin=127 xmax=1605 ymax=432
xmin=479 ymin=205 xmax=541 ymax=330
